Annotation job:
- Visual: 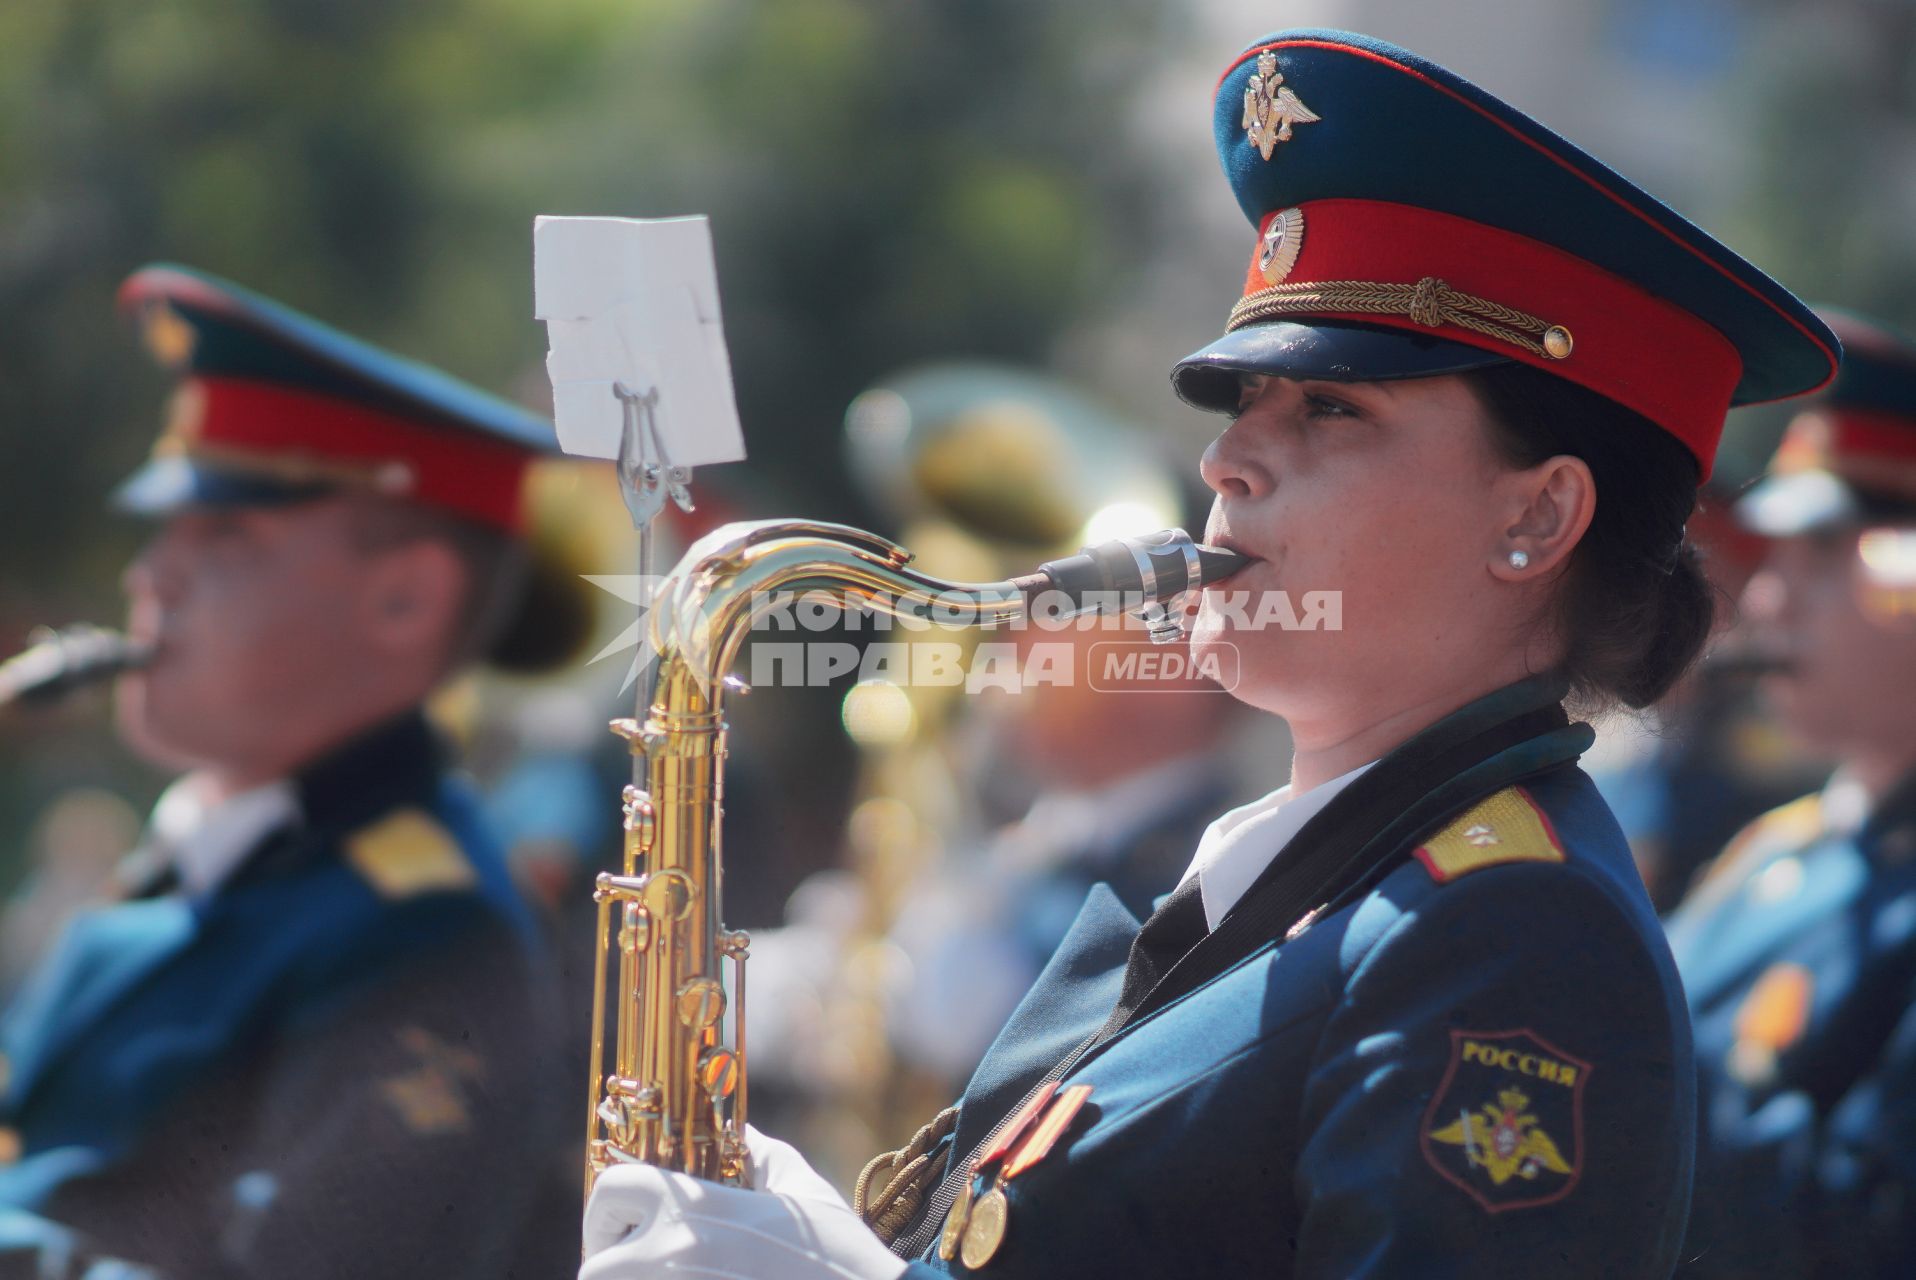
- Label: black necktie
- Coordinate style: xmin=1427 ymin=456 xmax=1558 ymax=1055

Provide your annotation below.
xmin=1100 ymin=874 xmax=1209 ymax=1037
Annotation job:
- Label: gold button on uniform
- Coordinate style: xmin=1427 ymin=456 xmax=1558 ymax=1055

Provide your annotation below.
xmin=0 ymin=1127 xmax=21 ymax=1166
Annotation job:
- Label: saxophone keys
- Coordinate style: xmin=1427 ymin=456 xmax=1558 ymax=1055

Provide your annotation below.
xmin=607 ymin=717 xmax=668 ymax=756
xmin=697 ymin=1048 xmax=740 ymax=1099
xmin=675 ymin=977 xmax=727 ymax=1029
xmin=620 ymin=787 xmax=657 ymax=851
xmin=718 ymin=1132 xmax=750 ymax=1187
xmin=617 ymin=904 xmax=650 ymax=953
xmin=596 ymin=1092 xmax=641 ymax=1148
xmin=643 ymin=869 xmax=697 ymax=922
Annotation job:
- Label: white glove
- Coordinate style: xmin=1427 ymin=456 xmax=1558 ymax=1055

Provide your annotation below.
xmin=742 ymin=1125 xmax=851 ymax=1205
xmin=581 ymin=1127 xmax=908 ymax=1280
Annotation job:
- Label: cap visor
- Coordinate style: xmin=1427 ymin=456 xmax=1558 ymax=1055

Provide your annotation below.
xmin=111 ymin=456 xmax=334 ymax=517
xmin=1737 ymin=469 xmax=1916 ymax=537
xmin=1735 ymin=470 xmax=1865 ymax=537
xmin=1171 ymin=319 xmax=1511 ymax=413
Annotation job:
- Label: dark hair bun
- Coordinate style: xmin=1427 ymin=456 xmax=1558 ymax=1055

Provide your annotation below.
xmin=1467 ymin=362 xmax=1710 ymax=711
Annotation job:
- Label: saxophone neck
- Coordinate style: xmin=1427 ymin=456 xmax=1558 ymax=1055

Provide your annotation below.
xmin=644 ymin=521 xmax=1033 ymax=712
xmin=644 ymin=521 xmax=1247 ymax=700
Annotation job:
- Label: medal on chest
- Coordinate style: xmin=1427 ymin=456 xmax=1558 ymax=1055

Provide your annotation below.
xmin=939 ymin=1082 xmax=1093 ymax=1269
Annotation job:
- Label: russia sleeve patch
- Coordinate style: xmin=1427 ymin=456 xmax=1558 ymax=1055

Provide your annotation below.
xmin=1420 ymin=1028 xmax=1590 ymax=1213
xmin=1414 ymin=787 xmax=1566 ymax=884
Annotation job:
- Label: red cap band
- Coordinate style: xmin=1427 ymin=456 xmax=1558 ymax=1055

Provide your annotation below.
xmin=1237 ymin=199 xmax=1743 ymax=476
xmin=159 ymin=376 xmax=530 ymax=531
xmin=1774 ymin=407 xmax=1916 ymax=500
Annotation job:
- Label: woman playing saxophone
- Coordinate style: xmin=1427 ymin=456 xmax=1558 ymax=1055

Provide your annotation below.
xmin=577 ymin=28 xmax=1840 ymax=1279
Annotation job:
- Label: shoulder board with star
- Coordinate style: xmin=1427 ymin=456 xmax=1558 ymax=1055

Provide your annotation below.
xmin=1689 ymin=792 xmax=1824 ymax=894
xmin=1742 ymin=792 xmax=1825 ymax=849
xmin=1414 ymin=786 xmax=1566 ymax=884
xmin=344 ymin=806 xmax=477 ymax=900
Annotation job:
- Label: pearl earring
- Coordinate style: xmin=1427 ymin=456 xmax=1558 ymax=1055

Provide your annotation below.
xmin=1508 ymin=550 xmax=1530 ymax=570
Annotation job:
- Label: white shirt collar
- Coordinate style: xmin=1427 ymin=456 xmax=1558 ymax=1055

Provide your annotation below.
xmin=1821 ymin=768 xmax=1873 ymax=837
xmin=1178 ymin=760 xmax=1377 ymax=930
xmin=148 ymin=775 xmax=302 ymax=899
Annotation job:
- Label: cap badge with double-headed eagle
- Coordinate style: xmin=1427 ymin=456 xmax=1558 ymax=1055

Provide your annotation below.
xmin=1242 ymin=51 xmax=1321 ymax=160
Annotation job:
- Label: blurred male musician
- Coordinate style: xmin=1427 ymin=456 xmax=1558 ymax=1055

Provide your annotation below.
xmin=885 ymin=598 xmax=1249 ymax=1089
xmin=1586 ymin=493 xmax=1824 ymax=912
xmin=1668 ymin=309 xmax=1916 ymax=1278
xmin=0 ymin=265 xmax=559 ymax=1280
xmin=747 ymin=365 xmax=1257 ymax=1154
xmin=846 ymin=368 xmax=1255 ymax=1089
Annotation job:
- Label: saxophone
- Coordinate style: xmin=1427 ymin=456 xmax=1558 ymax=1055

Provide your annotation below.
xmin=0 ymin=625 xmax=152 ymax=711
xmin=583 ymin=518 xmax=1243 ymax=1195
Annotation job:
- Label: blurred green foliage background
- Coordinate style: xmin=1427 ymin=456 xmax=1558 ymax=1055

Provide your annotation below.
xmin=0 ymin=0 xmax=1185 ymax=875
xmin=8 ymin=0 xmax=1916 ymax=893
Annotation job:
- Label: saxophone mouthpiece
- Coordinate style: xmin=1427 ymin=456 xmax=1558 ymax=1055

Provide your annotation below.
xmin=0 ymin=625 xmax=154 ymax=711
xmin=1012 ymin=529 xmax=1247 ymax=613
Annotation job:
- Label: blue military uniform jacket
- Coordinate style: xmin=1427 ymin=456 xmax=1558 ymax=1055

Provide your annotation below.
xmin=0 ymin=712 xmax=559 ymax=1280
xmin=1667 ymin=776 xmax=1916 ymax=1278
xmin=896 ymin=685 xmax=1696 ymax=1278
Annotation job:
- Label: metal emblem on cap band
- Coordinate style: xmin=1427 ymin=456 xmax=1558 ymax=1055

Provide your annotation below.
xmin=1258 ymin=207 xmax=1306 ymax=285
xmin=1242 ymin=51 xmax=1321 ymax=160
xmin=141 ymin=301 xmax=198 ymax=369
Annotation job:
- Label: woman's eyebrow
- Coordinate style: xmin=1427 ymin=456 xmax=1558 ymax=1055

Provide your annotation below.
xmin=1300 ymin=378 xmax=1398 ymax=402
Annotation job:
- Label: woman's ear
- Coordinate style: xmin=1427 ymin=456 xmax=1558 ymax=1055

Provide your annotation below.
xmin=1492 ymin=454 xmax=1596 ymax=581
xmin=359 ymin=538 xmax=468 ymax=656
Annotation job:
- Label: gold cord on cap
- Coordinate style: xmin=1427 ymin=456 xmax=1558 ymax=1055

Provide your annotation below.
xmin=1227 ymin=275 xmax=1573 ymax=361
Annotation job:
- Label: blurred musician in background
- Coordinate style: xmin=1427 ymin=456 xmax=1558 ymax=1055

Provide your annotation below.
xmin=748 ymin=365 xmax=1261 ymax=1172
xmin=1584 ymin=491 xmax=1825 ymax=913
xmin=0 ymin=265 xmax=564 ymax=1279
xmin=885 ymin=603 xmax=1249 ymax=1092
xmin=867 ymin=372 xmax=1266 ymax=1092
xmin=0 ymin=789 xmax=138 ymax=1002
xmin=1668 ymin=310 xmax=1916 ymax=1279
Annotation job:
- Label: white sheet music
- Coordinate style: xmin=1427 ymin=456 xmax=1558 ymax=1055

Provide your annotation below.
xmin=533 ymin=214 xmax=745 ymax=467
